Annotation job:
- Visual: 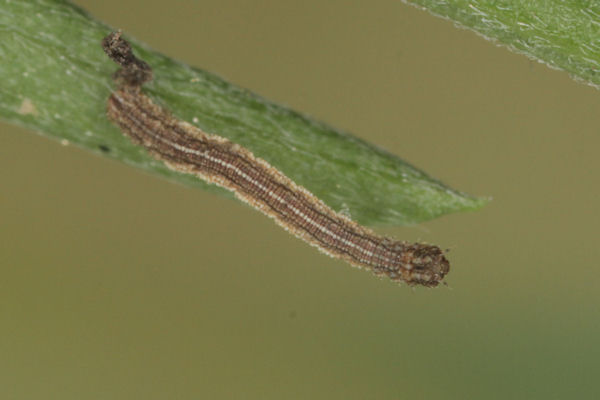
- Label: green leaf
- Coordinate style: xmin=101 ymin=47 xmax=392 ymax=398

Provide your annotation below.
xmin=0 ymin=0 xmax=485 ymax=226
xmin=405 ymin=0 xmax=600 ymax=88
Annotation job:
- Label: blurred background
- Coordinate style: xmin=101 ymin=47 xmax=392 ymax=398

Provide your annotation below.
xmin=2 ymin=0 xmax=599 ymax=398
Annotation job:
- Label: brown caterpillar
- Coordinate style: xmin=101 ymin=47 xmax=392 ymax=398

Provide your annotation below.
xmin=102 ymin=31 xmax=449 ymax=287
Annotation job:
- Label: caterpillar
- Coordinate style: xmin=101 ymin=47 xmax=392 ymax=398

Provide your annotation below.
xmin=102 ymin=31 xmax=449 ymax=287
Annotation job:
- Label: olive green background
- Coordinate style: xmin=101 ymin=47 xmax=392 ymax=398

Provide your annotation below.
xmin=2 ymin=1 xmax=599 ymax=399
